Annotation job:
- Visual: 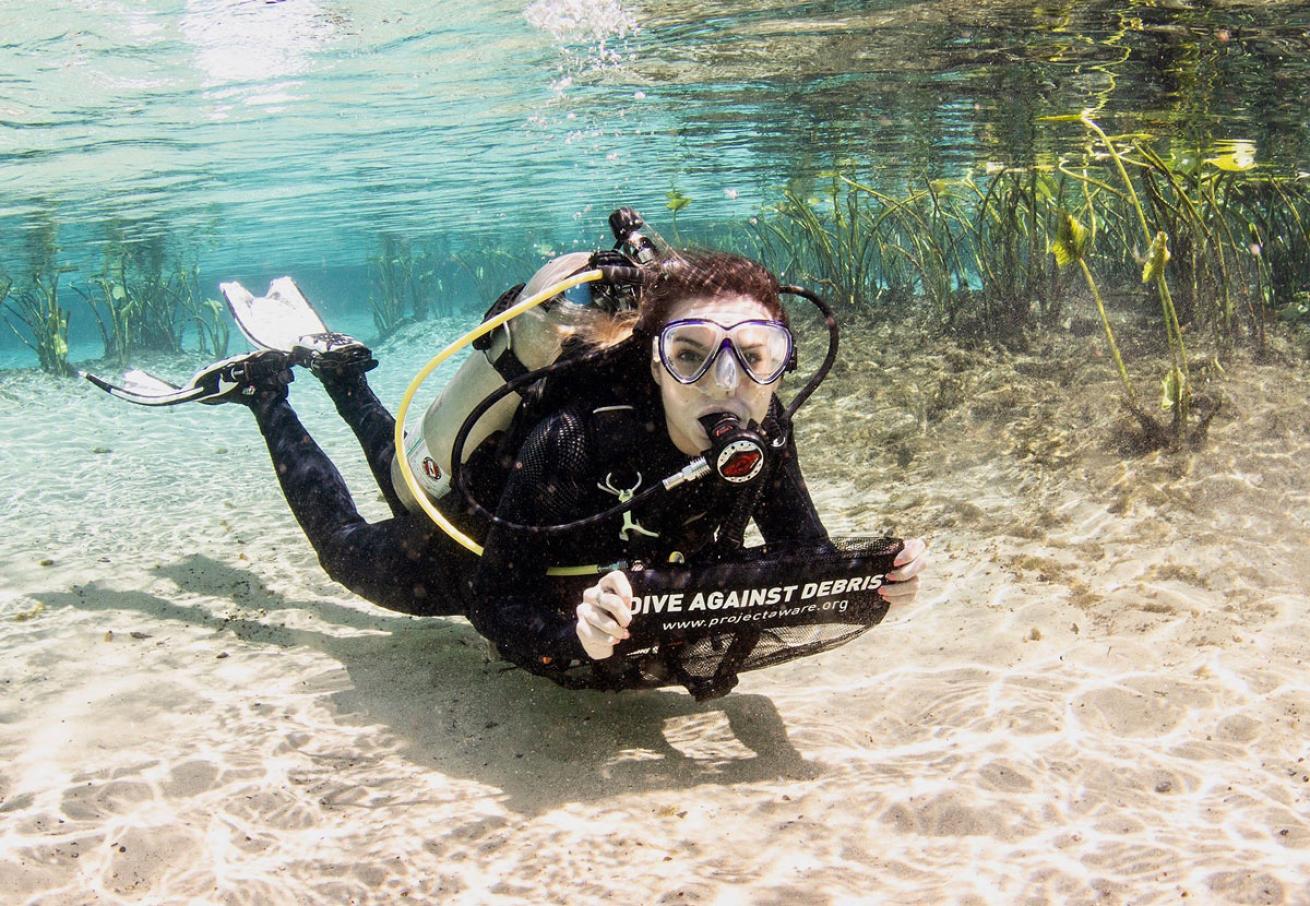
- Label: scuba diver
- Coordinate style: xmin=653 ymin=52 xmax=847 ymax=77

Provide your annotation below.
xmin=85 ymin=210 xmax=927 ymax=699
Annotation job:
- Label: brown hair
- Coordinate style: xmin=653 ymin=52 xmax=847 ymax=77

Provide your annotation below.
xmin=575 ymin=248 xmax=786 ymax=349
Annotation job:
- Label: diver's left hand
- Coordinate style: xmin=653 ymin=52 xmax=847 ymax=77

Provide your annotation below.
xmin=879 ymin=537 xmax=927 ymax=608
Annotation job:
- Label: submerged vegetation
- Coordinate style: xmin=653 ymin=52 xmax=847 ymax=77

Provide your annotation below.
xmin=3 ymin=133 xmax=1306 ymax=460
xmin=78 ymin=237 xmax=229 ymax=366
xmin=749 ymin=116 xmax=1310 ymax=452
xmin=369 ymin=234 xmax=436 ymax=338
xmin=0 ymin=227 xmax=231 ymax=374
xmin=2 ymin=221 xmax=74 ymax=376
xmin=366 ymin=234 xmax=542 ymax=338
xmin=4 ymin=131 xmax=1307 ymax=462
xmin=3 ymin=265 xmax=74 ymax=377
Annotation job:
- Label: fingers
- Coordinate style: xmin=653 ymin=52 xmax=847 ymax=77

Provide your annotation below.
xmin=598 ymin=569 xmax=632 ymax=602
xmin=581 ymin=584 xmax=632 ymax=631
xmin=576 ymin=614 xmax=620 ymax=660
xmin=576 ymin=570 xmax=635 ymax=660
xmin=576 ymin=600 xmax=627 ymax=660
xmin=878 ymin=575 xmax=919 ymax=605
xmin=887 ymin=537 xmax=927 ymax=582
xmin=892 ymin=537 xmax=926 ymax=568
xmin=882 ymin=539 xmax=926 ymax=607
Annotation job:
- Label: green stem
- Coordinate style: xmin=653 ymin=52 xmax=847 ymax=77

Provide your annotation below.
xmin=1078 ymin=258 xmax=1140 ymax=410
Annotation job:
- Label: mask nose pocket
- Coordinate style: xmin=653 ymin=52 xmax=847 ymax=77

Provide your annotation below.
xmin=710 ymin=341 xmax=741 ymax=391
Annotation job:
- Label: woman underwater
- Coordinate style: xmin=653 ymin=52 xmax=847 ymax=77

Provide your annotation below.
xmin=87 ymin=234 xmax=927 ymax=696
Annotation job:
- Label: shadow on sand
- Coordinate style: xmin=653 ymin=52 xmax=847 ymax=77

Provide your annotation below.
xmin=38 ymin=554 xmax=815 ymax=814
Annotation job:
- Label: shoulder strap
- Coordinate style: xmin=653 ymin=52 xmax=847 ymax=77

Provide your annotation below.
xmin=471 ymin=283 xmax=525 ymax=352
xmin=471 ymin=283 xmax=531 ymax=382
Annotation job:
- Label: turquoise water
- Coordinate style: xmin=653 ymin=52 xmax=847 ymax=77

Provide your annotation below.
xmin=2 ymin=0 xmax=1309 ymax=364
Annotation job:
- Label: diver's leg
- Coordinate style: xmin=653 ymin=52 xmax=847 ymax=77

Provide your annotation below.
xmin=286 ymin=336 xmax=407 ymax=517
xmin=219 ymin=280 xmax=405 ymax=514
xmin=316 ymin=370 xmax=408 ymax=517
xmin=247 ymin=392 xmax=465 ymax=616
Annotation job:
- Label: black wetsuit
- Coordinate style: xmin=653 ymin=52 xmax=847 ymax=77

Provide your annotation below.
xmin=248 ymin=366 xmax=828 ymax=680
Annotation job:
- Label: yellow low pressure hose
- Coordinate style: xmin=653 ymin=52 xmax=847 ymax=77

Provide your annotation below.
xmin=392 ymin=268 xmax=607 ymax=577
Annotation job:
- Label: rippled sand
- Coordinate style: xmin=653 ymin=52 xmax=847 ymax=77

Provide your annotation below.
xmin=1 ymin=319 xmax=1307 ymax=904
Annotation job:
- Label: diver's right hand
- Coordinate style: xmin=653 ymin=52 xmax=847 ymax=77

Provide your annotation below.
xmin=575 ymin=570 xmax=633 ymax=660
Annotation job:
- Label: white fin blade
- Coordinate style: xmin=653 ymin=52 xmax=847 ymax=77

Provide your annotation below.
xmin=221 ymin=275 xmax=328 ymax=352
xmin=82 ymin=369 xmax=205 ymax=406
xmin=121 ymin=369 xmax=181 ymax=395
xmin=218 ymin=281 xmax=262 ymax=349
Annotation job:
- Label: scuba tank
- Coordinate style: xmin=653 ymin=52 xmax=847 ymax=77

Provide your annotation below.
xmin=390 ymin=211 xmax=656 ymax=514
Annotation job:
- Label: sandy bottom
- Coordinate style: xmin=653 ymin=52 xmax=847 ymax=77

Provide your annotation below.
xmin=1 ymin=317 xmax=1308 ymax=904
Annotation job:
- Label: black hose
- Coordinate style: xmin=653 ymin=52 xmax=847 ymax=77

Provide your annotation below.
xmin=778 ymin=285 xmax=839 ymax=423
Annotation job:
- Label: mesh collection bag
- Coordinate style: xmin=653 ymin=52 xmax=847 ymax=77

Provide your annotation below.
xmin=543 ymin=536 xmax=903 ymax=699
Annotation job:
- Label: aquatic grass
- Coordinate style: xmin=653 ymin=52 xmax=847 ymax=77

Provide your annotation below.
xmin=122 ymin=237 xmax=184 ymax=353
xmin=173 ymin=262 xmax=229 ymax=358
xmin=950 ymin=167 xmax=1069 ymax=336
xmin=3 ymin=266 xmax=74 ymax=376
xmin=1229 ymin=176 xmax=1310 ymax=336
xmin=1050 ymin=207 xmax=1165 ymax=444
xmin=752 ymin=179 xmax=885 ymax=310
xmin=369 ymin=234 xmax=556 ymax=337
xmin=454 ymin=247 xmax=541 ymax=308
xmin=369 ymin=234 xmax=427 ymax=338
xmin=758 ymin=170 xmax=1062 ymax=341
xmin=79 ymin=267 xmax=133 ymax=366
xmin=755 ymin=137 xmax=1308 ymax=344
xmin=1132 ymin=143 xmax=1243 ymax=348
xmin=1068 ymin=116 xmax=1193 ymax=443
xmin=4 ymin=218 xmax=75 ymax=375
xmin=749 ymin=122 xmax=1310 ymax=451
xmin=190 ymin=298 xmax=230 ymax=358
xmin=80 ymin=241 xmax=206 ymax=362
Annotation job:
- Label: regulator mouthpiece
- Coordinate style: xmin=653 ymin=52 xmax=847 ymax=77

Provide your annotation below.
xmin=698 ymin=413 xmax=767 ymax=484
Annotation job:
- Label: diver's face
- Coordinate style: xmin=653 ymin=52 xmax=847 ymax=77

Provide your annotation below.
xmin=650 ymin=294 xmax=779 ymax=456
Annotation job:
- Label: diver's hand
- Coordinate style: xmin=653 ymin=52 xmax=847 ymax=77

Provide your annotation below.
xmin=880 ymin=537 xmax=927 ymax=608
xmin=576 ymin=570 xmax=633 ymax=660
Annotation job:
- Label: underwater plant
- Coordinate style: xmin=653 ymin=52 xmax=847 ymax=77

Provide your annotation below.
xmin=124 ymin=236 xmax=183 ymax=353
xmin=173 ymin=262 xmax=229 ymax=358
xmin=752 ymin=171 xmax=930 ymax=314
xmin=1049 ymin=206 xmax=1169 ymax=446
xmin=80 ymin=251 xmax=146 ymax=366
xmin=748 ymin=119 xmax=1310 ymax=450
xmin=1080 ymin=115 xmax=1193 ymax=441
xmin=959 ymin=167 xmax=1070 ymax=336
xmin=4 ymin=267 xmax=75 ymax=376
xmin=454 ymin=247 xmax=540 ymax=309
xmin=369 ymin=234 xmax=440 ymax=337
xmin=1230 ymin=176 xmax=1310 ymax=340
xmin=666 ymin=187 xmax=692 ymax=242
xmin=4 ymin=216 xmax=75 ymax=374
xmin=81 ymin=239 xmax=206 ymax=362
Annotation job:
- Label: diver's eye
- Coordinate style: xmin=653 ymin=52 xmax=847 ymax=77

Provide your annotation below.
xmin=674 ymin=349 xmax=703 ymax=365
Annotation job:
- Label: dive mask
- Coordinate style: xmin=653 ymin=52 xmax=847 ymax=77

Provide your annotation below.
xmin=657 ymin=318 xmax=794 ymax=386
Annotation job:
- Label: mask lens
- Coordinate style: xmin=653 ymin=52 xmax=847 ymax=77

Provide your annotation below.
xmin=729 ymin=321 xmax=791 ymax=383
xmin=660 ymin=321 xmax=723 ymax=382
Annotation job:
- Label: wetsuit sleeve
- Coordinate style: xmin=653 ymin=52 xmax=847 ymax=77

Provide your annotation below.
xmin=467 ymin=411 xmax=592 ymax=666
xmin=752 ymin=429 xmax=830 ymax=545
